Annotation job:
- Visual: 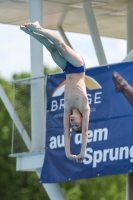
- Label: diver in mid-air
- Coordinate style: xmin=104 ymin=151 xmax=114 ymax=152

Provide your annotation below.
xmin=20 ymin=21 xmax=90 ymax=163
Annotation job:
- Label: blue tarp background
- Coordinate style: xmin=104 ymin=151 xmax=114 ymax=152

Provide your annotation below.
xmin=40 ymin=61 xmax=133 ymax=183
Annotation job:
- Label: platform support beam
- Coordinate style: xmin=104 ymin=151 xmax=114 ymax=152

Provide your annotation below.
xmin=83 ymin=2 xmax=107 ymax=65
xmin=127 ymin=9 xmax=133 ymax=53
xmin=29 ymin=1 xmax=66 ymax=200
xmin=36 ymin=168 xmax=66 ymax=200
xmin=57 ymin=26 xmax=73 ymax=48
xmin=29 ymin=0 xmax=45 ymax=152
xmin=57 ymin=12 xmax=72 ymax=48
xmin=123 ymin=48 xmax=133 ymax=62
xmin=125 ymin=7 xmax=133 ymax=200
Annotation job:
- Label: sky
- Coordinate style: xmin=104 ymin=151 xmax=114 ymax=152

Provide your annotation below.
xmin=0 ymin=23 xmax=127 ymax=81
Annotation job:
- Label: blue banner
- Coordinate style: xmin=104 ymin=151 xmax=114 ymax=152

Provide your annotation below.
xmin=40 ymin=61 xmax=133 ymax=183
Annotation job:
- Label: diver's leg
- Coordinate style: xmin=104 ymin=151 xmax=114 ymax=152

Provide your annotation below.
xmin=25 ymin=21 xmax=84 ymax=67
xmin=20 ymin=25 xmax=66 ymax=70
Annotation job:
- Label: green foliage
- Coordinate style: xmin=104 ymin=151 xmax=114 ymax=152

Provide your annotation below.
xmin=13 ymin=79 xmax=31 ymax=153
xmin=13 ymin=72 xmax=30 ymax=80
xmin=12 ymin=65 xmax=61 ymax=153
xmin=44 ymin=65 xmax=61 ymax=75
xmin=0 ymin=77 xmax=49 ymax=200
xmin=60 ymin=175 xmax=126 ymax=200
xmin=0 ymin=66 xmax=126 ymax=200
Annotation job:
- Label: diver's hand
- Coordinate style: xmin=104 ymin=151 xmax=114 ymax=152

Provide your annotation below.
xmin=75 ymin=153 xmax=85 ymax=163
xmin=66 ymin=153 xmax=76 ymax=161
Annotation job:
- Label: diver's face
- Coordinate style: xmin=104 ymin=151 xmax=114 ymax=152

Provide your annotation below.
xmin=70 ymin=114 xmax=82 ymax=132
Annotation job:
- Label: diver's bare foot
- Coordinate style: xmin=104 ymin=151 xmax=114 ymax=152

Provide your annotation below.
xmin=25 ymin=21 xmax=41 ymax=32
xmin=112 ymin=72 xmax=128 ymax=92
xmin=20 ymin=25 xmax=34 ymax=36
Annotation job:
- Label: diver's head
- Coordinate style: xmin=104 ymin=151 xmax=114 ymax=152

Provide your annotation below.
xmin=70 ymin=108 xmax=83 ymax=133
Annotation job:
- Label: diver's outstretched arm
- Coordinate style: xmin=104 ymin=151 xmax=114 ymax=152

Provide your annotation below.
xmin=64 ymin=111 xmax=72 ymax=157
xmin=64 ymin=110 xmax=77 ymax=161
xmin=75 ymin=107 xmax=90 ymax=162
